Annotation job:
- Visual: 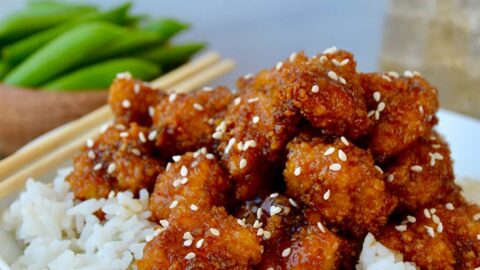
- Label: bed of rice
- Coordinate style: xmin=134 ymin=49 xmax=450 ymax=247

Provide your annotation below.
xmin=1 ymin=168 xmax=479 ymax=270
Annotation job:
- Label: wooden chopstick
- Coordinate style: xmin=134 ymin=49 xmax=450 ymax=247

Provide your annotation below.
xmin=0 ymin=52 xmax=221 ymax=181
xmin=0 ymin=58 xmax=235 ymax=198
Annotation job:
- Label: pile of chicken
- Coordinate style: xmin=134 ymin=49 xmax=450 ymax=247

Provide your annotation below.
xmin=67 ymin=48 xmax=480 ymax=270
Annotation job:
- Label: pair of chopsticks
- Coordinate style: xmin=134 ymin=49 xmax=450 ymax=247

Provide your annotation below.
xmin=0 ymin=52 xmax=235 ymax=198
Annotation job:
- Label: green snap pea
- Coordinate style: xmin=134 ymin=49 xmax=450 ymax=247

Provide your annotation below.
xmin=42 ymin=58 xmax=160 ymax=91
xmin=142 ymin=18 xmax=190 ymax=41
xmin=136 ymin=43 xmax=205 ymax=71
xmin=4 ymin=22 xmax=129 ymax=87
xmin=2 ymin=3 xmax=132 ymax=65
xmin=0 ymin=3 xmax=97 ymax=45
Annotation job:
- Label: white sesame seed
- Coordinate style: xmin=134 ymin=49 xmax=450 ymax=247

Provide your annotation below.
xmin=395 ymin=225 xmax=407 ymax=232
xmin=339 ymin=76 xmax=347 ymax=85
xmin=169 ymin=93 xmax=177 ymax=102
xmin=148 ymin=106 xmax=155 ymax=117
xmin=419 ymin=105 xmax=424 ymax=114
xmin=294 ymin=167 xmax=301 ymax=176
xmin=86 ymin=139 xmax=94 ymax=148
xmin=131 ymin=148 xmax=141 ymax=156
xmin=317 ymin=222 xmax=326 ymax=233
xmin=373 ymin=91 xmax=381 ymax=102
xmin=108 ymin=191 xmax=115 ymax=199
xmin=225 ymin=138 xmax=236 ymax=154
xmin=340 ymin=136 xmax=349 ymax=146
xmin=243 ymin=140 xmax=257 ymax=151
xmin=256 ymin=208 xmax=262 ymax=220
xmin=437 ymin=222 xmax=444 ymax=233
xmin=184 ymin=239 xmax=193 ymax=247
xmin=289 ymin=52 xmax=297 ymax=62
xmin=473 ymin=213 xmax=480 ymax=221
xmin=324 ymin=147 xmax=335 ymax=156
xmin=367 ymin=110 xmax=375 ymax=118
xmin=203 ymin=86 xmax=214 ymax=92
xmin=183 ymin=232 xmax=193 ymax=240
xmin=323 ymin=189 xmax=331 ymax=200
xmin=93 ymin=163 xmax=102 ymax=171
xmin=206 ymin=153 xmax=215 ymax=160
xmin=247 ymin=97 xmax=259 ymax=103
xmin=374 ymin=165 xmax=384 ymax=174
xmin=374 ymin=111 xmax=380 ymax=120
xmin=180 ymin=177 xmax=188 ymax=185
xmin=431 ymin=144 xmax=441 ymax=149
xmin=256 ymin=228 xmax=264 ymax=236
xmin=209 ymin=228 xmax=220 ymax=236
xmin=424 ymin=209 xmax=432 ymax=219
xmin=120 ymin=132 xmax=129 ymax=138
xmin=139 ymin=132 xmax=146 ymax=143
xmin=100 ymin=123 xmax=110 ymax=133
xmin=270 ymin=205 xmax=282 ymax=216
xmin=159 ymin=220 xmax=169 ymax=228
xmin=190 ymin=204 xmax=198 ymax=211
xmin=320 ymin=55 xmax=328 ymax=63
xmin=196 ymin=239 xmax=204 ymax=248
xmin=329 ymin=163 xmax=341 ymax=171
xmin=134 ymin=83 xmax=140 ymax=94
xmin=169 ymin=200 xmax=178 ymax=209
xmin=432 ymin=215 xmax=441 ymax=224
xmin=237 ymin=218 xmax=246 ymax=227
xmin=107 ymin=163 xmax=116 ymax=174
xmin=410 ymin=165 xmax=423 ymax=172
xmin=185 ymin=252 xmax=196 ymax=260
xmin=289 ymin=198 xmax=298 ymax=207
xmin=430 ymin=208 xmax=436 ymax=214
xmin=424 ymin=226 xmax=435 ymax=238
xmin=407 ymin=215 xmax=416 ymax=223
xmin=377 ymin=102 xmax=386 ymax=112
xmin=148 ymin=130 xmax=157 ymax=141
xmin=338 ymin=150 xmax=347 ymax=162
xmin=382 ymin=74 xmax=392 ymax=82
xmin=87 ymin=150 xmax=96 ymax=160
xmin=276 ymin=61 xmax=283 ymax=70
xmin=121 ymin=99 xmax=131 ymax=109
xmin=173 ymin=179 xmax=181 ymax=187
xmin=172 ymin=155 xmax=181 ymax=162
xmin=387 ymin=174 xmax=395 ymax=182
xmin=244 ymin=73 xmax=253 ymax=79
xmin=323 ymin=46 xmax=337 ymax=54
xmin=253 ymin=220 xmax=263 ymax=229
xmin=233 ymin=97 xmax=242 ymax=106
xmin=252 ymin=116 xmax=260 ymax=124
xmin=332 ymin=59 xmax=341 ymax=66
xmin=327 ymin=71 xmax=338 ymax=81
xmin=387 ymin=71 xmax=399 ymax=78
xmin=193 ymin=103 xmax=204 ymax=111
xmin=270 ymin=192 xmax=279 ymax=198
xmin=281 ymin=248 xmax=292 ymax=257
xmin=311 ymin=84 xmax=319 ymax=93
xmin=239 ymin=158 xmax=247 ymax=169
xmin=445 ymin=203 xmax=454 ymax=210
xmin=404 ymin=70 xmax=414 ymax=78
xmin=267 ymin=267 xmax=274 ymax=270
xmin=263 ymin=230 xmax=272 ymax=239
xmin=180 ymin=165 xmax=188 ymax=177
xmin=115 ymin=124 xmax=126 ymax=131
xmin=477 ymin=234 xmax=480 ymax=240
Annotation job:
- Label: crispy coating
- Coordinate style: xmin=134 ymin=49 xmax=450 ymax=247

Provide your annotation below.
xmin=378 ymin=202 xmax=480 ymax=270
xmin=108 ymin=77 xmax=164 ymax=126
xmin=217 ymin=65 xmax=300 ymax=200
xmin=67 ymin=123 xmax=164 ymax=200
xmin=152 ymin=86 xmax=234 ymax=157
xmin=137 ymin=207 xmax=263 ymax=270
xmin=284 ymin=135 xmax=397 ymax=237
xmin=384 ymin=131 xmax=457 ymax=212
xmin=286 ymin=50 xmax=372 ymax=139
xmin=360 ymin=72 xmax=439 ymax=162
xmin=149 ymin=149 xmax=232 ymax=221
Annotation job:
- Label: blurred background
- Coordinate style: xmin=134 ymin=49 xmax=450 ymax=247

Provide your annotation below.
xmin=1 ymin=0 xmax=479 ymax=155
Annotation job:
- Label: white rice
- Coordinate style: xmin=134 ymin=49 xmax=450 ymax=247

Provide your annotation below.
xmin=1 ymin=168 xmax=156 ymax=270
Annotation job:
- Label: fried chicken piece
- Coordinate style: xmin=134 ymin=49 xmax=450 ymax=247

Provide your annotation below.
xmin=217 ymin=66 xmax=300 ymax=200
xmin=137 ymin=207 xmax=263 ymax=270
xmin=108 ymin=76 xmax=164 ymax=126
xmin=384 ymin=131 xmax=457 ymax=212
xmin=286 ymin=50 xmax=372 ymax=139
xmin=360 ymin=72 xmax=439 ymax=162
xmin=149 ymin=149 xmax=232 ymax=221
xmin=67 ymin=123 xmax=164 ymax=200
xmin=284 ymin=134 xmax=397 ymax=237
xmin=152 ymin=86 xmax=234 ymax=157
xmin=378 ymin=201 xmax=480 ymax=270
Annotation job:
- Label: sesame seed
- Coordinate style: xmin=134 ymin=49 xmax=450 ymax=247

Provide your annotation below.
xmin=206 ymin=153 xmax=215 ymax=160
xmin=424 ymin=209 xmax=432 ymax=219
xmin=323 ymin=189 xmax=331 ymax=200
xmin=281 ymin=248 xmax=292 ymax=257
xmin=382 ymin=74 xmax=392 ymax=82
xmin=148 ymin=106 xmax=155 ymax=117
xmin=203 ymin=86 xmax=214 ymax=92
xmin=115 ymin=124 xmax=126 ymax=131
xmin=184 ymin=239 xmax=193 ymax=247
xmin=387 ymin=71 xmax=399 ymax=78
xmin=329 ymin=163 xmax=341 ymax=171
xmin=431 ymin=144 xmax=441 ymax=149
xmin=263 ymin=230 xmax=272 ymax=239
xmin=121 ymin=99 xmax=131 ymax=109
xmin=237 ymin=218 xmax=246 ymax=227
xmin=373 ymin=91 xmax=381 ymax=102
xmin=387 ymin=174 xmax=395 ymax=182
xmin=332 ymin=59 xmax=341 ymax=66
xmin=267 ymin=267 xmax=274 ymax=270
xmin=276 ymin=61 xmax=283 ymax=70
xmin=253 ymin=220 xmax=263 ymax=229
xmin=100 ymin=123 xmax=110 ymax=133
xmin=424 ymin=226 xmax=435 ymax=238
xmin=107 ymin=163 xmax=116 ymax=174
xmin=93 ymin=163 xmax=102 ymax=171
xmin=209 ymin=228 xmax=220 ymax=236
xmin=180 ymin=166 xmax=188 ymax=177
xmin=407 ymin=215 xmax=416 ymax=223
xmin=131 ymin=148 xmax=141 ymax=156
xmin=410 ymin=165 xmax=423 ymax=172
xmin=119 ymin=132 xmax=129 ymax=138
xmin=311 ymin=84 xmax=319 ymax=93
xmin=294 ymin=167 xmax=301 ymax=176
xmin=377 ymin=102 xmax=386 ymax=112
xmin=173 ymin=179 xmax=181 ymax=187
xmin=243 ymin=140 xmax=257 ymax=151
xmin=180 ymin=177 xmax=188 ymax=185
xmin=116 ymin=72 xmax=132 ymax=79
xmin=139 ymin=132 xmax=146 ymax=143
xmin=338 ymin=150 xmax=347 ymax=161
xmin=395 ymin=225 xmax=407 ymax=232
xmin=317 ymin=222 xmax=326 ymax=233
xmin=185 ymin=252 xmax=196 ymax=260
xmin=256 ymin=208 xmax=262 ymax=219
xmin=340 ymin=136 xmax=349 ymax=146
xmin=477 ymin=234 xmax=480 ymax=240
xmin=270 ymin=205 xmax=282 ymax=215
xmin=108 ymin=191 xmax=115 ymax=199
xmin=445 ymin=203 xmax=454 ymax=210
xmin=87 ymin=150 xmax=96 ymax=160
xmin=172 ymin=155 xmax=181 ymax=162
xmin=86 ymin=139 xmax=94 ymax=148
xmin=270 ymin=192 xmax=279 ymax=198
xmin=252 ymin=116 xmax=260 ymax=124
xmin=289 ymin=198 xmax=298 ymax=207
xmin=339 ymin=76 xmax=347 ymax=85
xmin=257 ymin=228 xmax=264 ymax=236
xmin=289 ymin=52 xmax=297 ymax=62
xmin=224 ymin=138 xmax=236 ymax=154
xmin=323 ymin=46 xmax=337 ymax=54
xmin=324 ymin=147 xmax=335 ymax=156
xmin=244 ymin=73 xmax=253 ymax=79
xmin=374 ymin=111 xmax=380 ymax=120
xmin=196 ymin=239 xmax=204 ymax=248
xmin=327 ymin=71 xmax=338 ymax=81
xmin=432 ymin=215 xmax=441 ymax=224
xmin=169 ymin=93 xmax=177 ymax=102
xmin=159 ymin=220 xmax=169 ymax=228
xmin=437 ymin=223 xmax=444 ymax=233
xmin=320 ymin=55 xmax=328 ymax=63
xmin=134 ymin=83 xmax=140 ymax=94
xmin=247 ymin=97 xmax=259 ymax=103
xmin=413 ymin=71 xmax=422 ymax=76
xmin=190 ymin=204 xmax=199 ymax=211
xmin=419 ymin=105 xmax=424 ymax=114
xmin=473 ymin=213 xmax=480 ymax=221
xmin=239 ymin=158 xmax=247 ymax=169
xmin=404 ymin=70 xmax=414 ymax=78
xmin=183 ymin=232 xmax=193 ymax=240
xmin=193 ymin=103 xmax=204 ymax=111
xmin=169 ymin=200 xmax=178 ymax=209
xmin=374 ymin=165 xmax=383 ymax=174
xmin=148 ymin=130 xmax=157 ymax=141
xmin=367 ymin=110 xmax=375 ymax=118
xmin=430 ymin=208 xmax=436 ymax=214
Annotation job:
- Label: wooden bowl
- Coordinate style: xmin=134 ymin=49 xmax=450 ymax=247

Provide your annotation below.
xmin=0 ymin=84 xmax=107 ymax=156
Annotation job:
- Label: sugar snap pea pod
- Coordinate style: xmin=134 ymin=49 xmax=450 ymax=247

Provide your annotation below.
xmin=142 ymin=18 xmax=190 ymax=41
xmin=0 ymin=3 xmax=97 ymax=45
xmin=0 ymin=61 xmax=12 ymax=80
xmin=4 ymin=22 xmax=129 ymax=87
xmin=2 ymin=3 xmax=132 ymax=65
xmin=136 ymin=43 xmax=205 ymax=71
xmin=42 ymin=58 xmax=160 ymax=91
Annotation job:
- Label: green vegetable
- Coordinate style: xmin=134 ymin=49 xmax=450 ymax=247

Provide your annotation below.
xmin=2 ymin=3 xmax=132 ymax=65
xmin=136 ymin=43 xmax=205 ymax=71
xmin=0 ymin=61 xmax=12 ymax=80
xmin=4 ymin=22 xmax=129 ymax=87
xmin=142 ymin=18 xmax=190 ymax=41
xmin=0 ymin=3 xmax=97 ymax=45
xmin=42 ymin=58 xmax=160 ymax=91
